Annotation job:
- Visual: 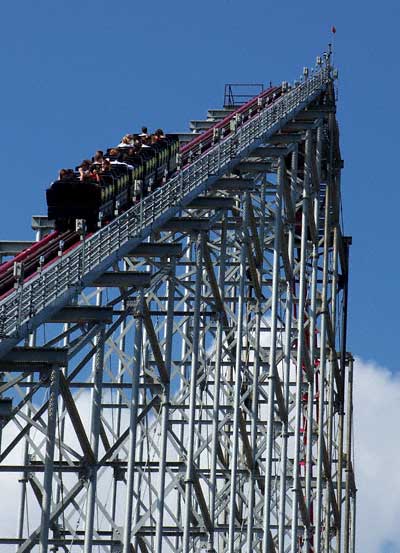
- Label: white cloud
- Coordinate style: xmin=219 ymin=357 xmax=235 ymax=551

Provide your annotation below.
xmin=1 ymin=356 xmax=399 ymax=553
xmin=354 ymin=356 xmax=400 ymax=553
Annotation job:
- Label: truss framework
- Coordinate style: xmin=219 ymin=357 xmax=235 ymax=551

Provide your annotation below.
xmin=0 ymin=63 xmax=355 ymax=553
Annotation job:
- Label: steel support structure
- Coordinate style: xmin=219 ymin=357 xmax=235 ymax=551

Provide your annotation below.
xmin=0 ymin=55 xmax=356 ymax=552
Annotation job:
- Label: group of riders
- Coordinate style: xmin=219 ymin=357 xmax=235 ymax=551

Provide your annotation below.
xmin=57 ymin=127 xmax=167 ymax=185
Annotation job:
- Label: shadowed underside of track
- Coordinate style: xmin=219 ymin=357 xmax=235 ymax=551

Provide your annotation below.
xmin=0 ymin=54 xmax=356 ymax=553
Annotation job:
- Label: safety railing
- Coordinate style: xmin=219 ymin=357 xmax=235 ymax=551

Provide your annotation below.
xmin=0 ymin=65 xmax=331 ymax=339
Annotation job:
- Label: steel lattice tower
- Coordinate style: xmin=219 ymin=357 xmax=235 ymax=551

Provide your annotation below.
xmin=0 ymin=52 xmax=356 ymax=553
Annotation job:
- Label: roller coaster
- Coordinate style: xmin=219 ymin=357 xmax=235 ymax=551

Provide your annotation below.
xmin=0 ymin=49 xmax=355 ymax=553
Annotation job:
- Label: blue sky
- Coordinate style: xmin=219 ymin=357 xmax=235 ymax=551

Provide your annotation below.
xmin=1 ymin=3 xmax=398 ymax=358
xmin=2 ymin=0 xmax=398 ymax=371
xmin=0 ymin=1 xmax=399 ymax=550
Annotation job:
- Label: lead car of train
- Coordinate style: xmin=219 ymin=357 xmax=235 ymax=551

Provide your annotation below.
xmin=46 ymin=134 xmax=180 ymax=232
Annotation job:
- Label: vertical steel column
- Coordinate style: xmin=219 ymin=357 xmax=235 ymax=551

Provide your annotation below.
xmin=83 ymin=321 xmax=106 ymax=553
xmin=111 ymin=315 xmax=126 ymax=522
xmin=315 ymin=114 xmax=334 ymax=553
xmin=323 ymin=225 xmax=339 ymax=551
xmin=55 ymin=322 xmax=70 ymax=511
xmin=336 ymin=372 xmax=345 ymax=553
xmin=16 ymin=345 xmax=35 ymax=549
xmin=259 ymin=179 xmax=267 ymax=263
xmin=155 ymin=256 xmax=176 ymax=553
xmin=16 ymin=225 xmax=46 ymax=549
xmin=290 ymin=130 xmax=312 ymax=553
xmin=344 ymin=356 xmax=353 ymax=553
xmin=38 ymin=366 xmax=60 ymax=553
xmin=246 ymin=303 xmax=261 ymax=553
xmin=209 ymin=217 xmax=227 ymax=552
xmin=350 ymin=493 xmax=356 ymax=553
xmin=262 ymin=159 xmax=284 ymax=553
xmin=305 ymin=126 xmax=320 ymax=553
xmin=227 ymin=191 xmax=249 ymax=553
xmin=132 ymin=385 xmax=146 ymax=552
xmin=278 ymin=146 xmax=297 ymax=553
xmin=133 ymin=247 xmax=153 ymax=550
xmin=122 ymin=288 xmax=144 ymax=553
xmin=182 ymin=231 xmax=204 ymax=553
xmin=175 ymin=236 xmax=192 ymax=553
xmin=337 ymin=237 xmax=351 ymax=553
xmin=253 ymin=178 xmax=267 ymax=552
xmin=324 ymin=150 xmax=341 ymax=548
xmin=111 ymin=261 xmax=128 ymax=524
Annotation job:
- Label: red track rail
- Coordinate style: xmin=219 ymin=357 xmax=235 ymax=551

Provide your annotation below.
xmin=0 ymin=231 xmax=80 ymax=300
xmin=0 ymin=231 xmax=58 ymax=275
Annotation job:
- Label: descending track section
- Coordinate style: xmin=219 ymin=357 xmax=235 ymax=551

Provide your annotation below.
xmin=0 ymin=50 xmax=356 ymax=553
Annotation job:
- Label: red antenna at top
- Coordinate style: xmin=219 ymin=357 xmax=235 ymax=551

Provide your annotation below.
xmin=331 ymin=25 xmax=337 ymax=34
